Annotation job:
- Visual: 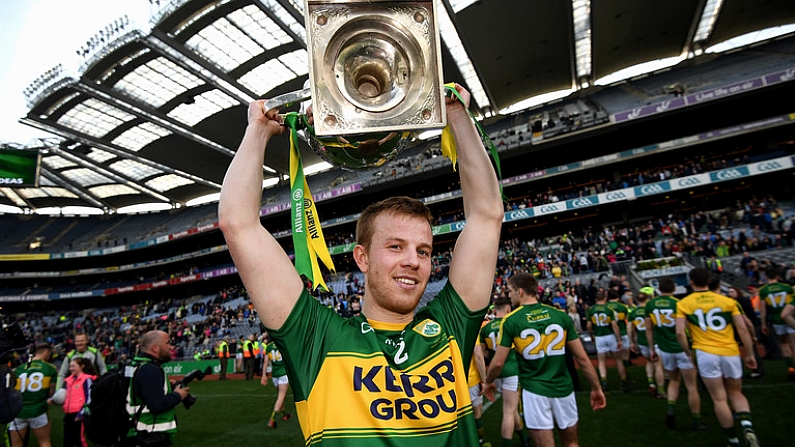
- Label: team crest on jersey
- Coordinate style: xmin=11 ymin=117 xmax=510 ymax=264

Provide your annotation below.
xmin=413 ymin=319 xmax=441 ymax=337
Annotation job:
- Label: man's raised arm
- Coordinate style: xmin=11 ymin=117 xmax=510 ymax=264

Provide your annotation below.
xmin=219 ymin=101 xmax=305 ymax=330
xmin=445 ymin=84 xmax=505 ymax=311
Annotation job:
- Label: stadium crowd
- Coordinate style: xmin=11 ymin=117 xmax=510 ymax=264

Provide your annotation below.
xmin=6 ymin=193 xmax=793 ymax=367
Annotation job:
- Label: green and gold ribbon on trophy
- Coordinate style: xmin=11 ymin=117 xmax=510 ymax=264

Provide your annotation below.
xmin=285 ymin=112 xmax=335 ymax=291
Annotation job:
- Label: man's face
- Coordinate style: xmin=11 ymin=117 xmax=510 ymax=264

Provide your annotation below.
xmin=75 ymin=335 xmax=88 ymax=352
xmin=156 ymin=335 xmax=173 ymax=363
xmin=506 ymin=285 xmax=519 ymax=307
xmin=355 ymin=212 xmax=432 ymax=317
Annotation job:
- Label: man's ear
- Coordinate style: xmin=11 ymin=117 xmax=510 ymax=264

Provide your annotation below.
xmin=353 ymin=244 xmax=369 ymax=273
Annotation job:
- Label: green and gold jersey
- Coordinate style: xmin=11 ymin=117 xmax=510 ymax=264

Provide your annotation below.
xmin=645 ymin=295 xmax=683 ymax=353
xmin=267 ymin=282 xmax=486 ymax=446
xmin=265 ymin=341 xmax=287 ymax=378
xmin=759 ymin=282 xmax=795 ymax=325
xmin=479 ymin=318 xmax=519 ymax=378
xmin=606 ymin=301 xmax=629 ymax=335
xmin=14 ymin=359 xmax=57 ymax=419
xmin=586 ymin=303 xmax=618 ymax=337
xmin=498 ymin=303 xmax=578 ymax=398
xmin=677 ymin=290 xmax=741 ymax=356
xmin=628 ymin=305 xmax=649 ymax=347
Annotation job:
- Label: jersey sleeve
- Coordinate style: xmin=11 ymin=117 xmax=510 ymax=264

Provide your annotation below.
xmin=497 ymin=316 xmax=514 ymax=349
xmin=675 ymin=300 xmax=688 ymax=319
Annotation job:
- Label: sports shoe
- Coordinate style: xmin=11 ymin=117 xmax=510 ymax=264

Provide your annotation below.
xmin=267 ymin=419 xmax=277 ymax=429
xmin=665 ymin=411 xmax=675 ymax=430
xmin=655 ymin=392 xmax=667 ymax=400
xmin=648 ymin=384 xmax=658 ymax=396
xmin=282 ymin=413 xmax=291 ymax=421
xmin=621 ymin=380 xmax=633 ymax=394
xmin=748 ymin=371 xmax=763 ymax=379
xmin=691 ymin=421 xmax=710 ymax=431
xmin=743 ymin=429 xmax=760 ymax=447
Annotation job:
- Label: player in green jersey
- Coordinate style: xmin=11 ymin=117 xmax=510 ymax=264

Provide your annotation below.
xmin=219 ymin=83 xmax=504 ymax=446
xmin=262 ymin=338 xmax=291 ymax=428
xmin=627 ymin=288 xmax=665 ymax=399
xmin=676 ymin=268 xmax=758 ymax=447
xmin=585 ymin=290 xmax=629 ymax=393
xmin=606 ymin=289 xmax=631 ymax=369
xmin=781 ymin=288 xmax=795 ymax=334
xmin=485 ymin=273 xmax=605 ymax=447
xmin=10 ymin=343 xmax=57 ymax=447
xmin=645 ymin=277 xmax=707 ymax=431
xmin=480 ymin=297 xmax=529 ymax=447
xmin=758 ymin=267 xmax=795 ymax=380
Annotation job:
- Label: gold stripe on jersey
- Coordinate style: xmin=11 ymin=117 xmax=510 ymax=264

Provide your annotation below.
xmin=304 ymin=417 xmax=465 ymax=445
xmin=298 ymin=337 xmax=473 ymax=443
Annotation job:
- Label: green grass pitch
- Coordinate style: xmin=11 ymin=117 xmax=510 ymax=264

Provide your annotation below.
xmin=32 ymin=359 xmax=792 ymax=446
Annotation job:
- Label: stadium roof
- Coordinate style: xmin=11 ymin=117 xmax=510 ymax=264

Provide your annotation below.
xmin=3 ymin=0 xmax=794 ymax=214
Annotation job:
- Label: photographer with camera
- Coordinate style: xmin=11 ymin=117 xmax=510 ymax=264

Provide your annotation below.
xmin=121 ymin=331 xmax=189 ymax=447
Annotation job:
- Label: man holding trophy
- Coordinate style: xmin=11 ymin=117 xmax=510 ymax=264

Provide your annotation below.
xmin=220 ymin=1 xmax=504 ymax=444
xmin=221 ymin=78 xmax=503 ymax=444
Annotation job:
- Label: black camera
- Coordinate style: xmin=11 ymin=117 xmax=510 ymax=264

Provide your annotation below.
xmin=0 ymin=317 xmax=31 ymax=364
xmin=174 ymin=367 xmax=211 ymax=410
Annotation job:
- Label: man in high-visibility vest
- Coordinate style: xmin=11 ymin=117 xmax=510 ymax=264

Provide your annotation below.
xmin=217 ymin=338 xmax=230 ymax=380
xmin=243 ymin=334 xmax=256 ymax=380
xmin=56 ymin=332 xmax=107 ymax=390
xmin=254 ymin=336 xmax=264 ymax=377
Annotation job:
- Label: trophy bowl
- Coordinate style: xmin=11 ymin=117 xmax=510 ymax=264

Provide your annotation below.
xmin=263 ymin=0 xmax=445 ymax=170
xmin=302 ymin=0 xmax=444 ymax=169
xmin=305 ymin=126 xmax=414 ymax=170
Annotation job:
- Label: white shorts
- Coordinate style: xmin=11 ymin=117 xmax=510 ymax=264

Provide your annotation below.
xmin=773 ymin=323 xmax=795 ymax=336
xmin=638 ymin=344 xmax=651 ymax=358
xmin=659 ymin=350 xmax=695 ymax=371
xmin=236 ymin=353 xmax=243 ymax=360
xmin=271 ymin=375 xmax=289 ymax=387
xmin=494 ymin=375 xmax=519 ymax=393
xmin=469 ymin=384 xmax=483 ymax=407
xmin=695 ymin=350 xmax=743 ymax=379
xmin=595 ymin=334 xmax=619 ymax=354
xmin=10 ymin=413 xmax=49 ymax=431
xmin=620 ymin=335 xmax=630 ymax=350
xmin=522 ymin=389 xmax=578 ymax=430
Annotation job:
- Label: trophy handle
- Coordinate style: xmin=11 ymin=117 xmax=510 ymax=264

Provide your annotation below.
xmin=261 ymin=87 xmax=312 ymax=112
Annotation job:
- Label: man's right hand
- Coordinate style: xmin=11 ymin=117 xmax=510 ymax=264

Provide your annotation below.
xmin=649 ymin=348 xmax=659 ymax=363
xmin=175 ymin=384 xmax=190 ymax=400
